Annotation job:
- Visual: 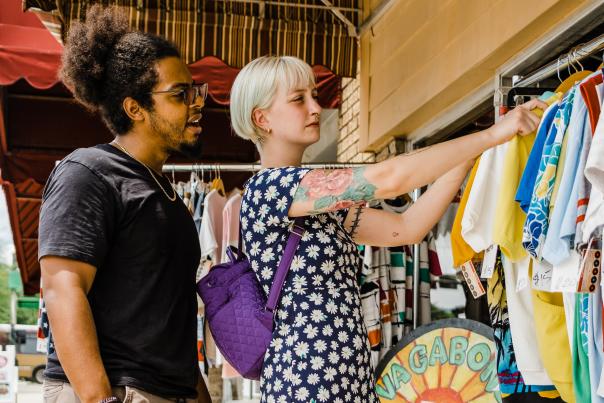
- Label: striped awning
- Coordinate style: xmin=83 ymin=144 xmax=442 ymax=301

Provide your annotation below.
xmin=24 ymin=0 xmax=360 ymax=77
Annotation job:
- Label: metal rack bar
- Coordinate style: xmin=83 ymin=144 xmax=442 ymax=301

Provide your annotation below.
xmin=412 ymin=187 xmax=421 ymax=330
xmin=514 ymin=32 xmax=604 ymax=88
xmin=162 ymin=162 xmax=371 ymax=172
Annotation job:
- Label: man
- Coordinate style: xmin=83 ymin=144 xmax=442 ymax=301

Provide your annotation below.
xmin=38 ymin=5 xmax=211 ymax=402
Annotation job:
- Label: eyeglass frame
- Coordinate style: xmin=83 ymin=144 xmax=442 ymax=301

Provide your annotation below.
xmin=150 ymin=82 xmax=208 ymax=106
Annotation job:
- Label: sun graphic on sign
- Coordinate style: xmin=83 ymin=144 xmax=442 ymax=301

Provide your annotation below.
xmin=375 ymin=319 xmax=501 ymax=403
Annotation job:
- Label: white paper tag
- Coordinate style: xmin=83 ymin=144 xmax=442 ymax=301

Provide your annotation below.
xmin=481 ymin=245 xmax=498 ymax=279
xmin=516 ymin=260 xmax=530 ymax=291
xmin=531 ymin=258 xmax=553 ymax=291
xmin=551 ymin=252 xmax=582 ymax=292
xmin=459 ymin=260 xmax=485 ymax=299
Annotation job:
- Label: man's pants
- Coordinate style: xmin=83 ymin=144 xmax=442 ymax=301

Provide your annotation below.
xmin=43 ymin=379 xmax=197 ymax=403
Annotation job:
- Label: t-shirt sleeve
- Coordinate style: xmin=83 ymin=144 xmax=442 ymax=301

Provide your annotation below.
xmin=241 ymin=167 xmax=310 ymax=231
xmin=38 ymin=161 xmax=116 ymax=268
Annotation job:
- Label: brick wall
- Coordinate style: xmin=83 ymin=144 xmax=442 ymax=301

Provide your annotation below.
xmin=337 ymin=70 xmax=375 ymax=163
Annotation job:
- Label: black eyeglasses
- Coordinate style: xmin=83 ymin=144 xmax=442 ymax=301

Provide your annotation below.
xmin=150 ymin=83 xmax=208 ymax=106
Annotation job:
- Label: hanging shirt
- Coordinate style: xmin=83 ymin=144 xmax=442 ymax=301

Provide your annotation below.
xmin=573 ymin=294 xmax=592 ymax=402
xmin=542 ymin=88 xmax=589 ymax=264
xmin=501 ymin=257 xmax=554 ymax=386
xmin=577 ymin=74 xmax=604 ymax=245
xmin=582 ymin=89 xmax=604 ymax=244
xmin=516 ymin=102 xmax=561 ymax=212
xmin=523 ymin=89 xmax=576 ymax=259
xmin=451 ymin=158 xmax=481 ymax=267
xmin=199 ymin=189 xmax=227 ymax=264
xmin=220 ymin=192 xmax=243 ymax=264
xmin=487 ymin=253 xmax=557 ymax=396
xmin=494 ymin=92 xmax=560 ymax=262
xmin=462 ymin=142 xmax=509 ymax=253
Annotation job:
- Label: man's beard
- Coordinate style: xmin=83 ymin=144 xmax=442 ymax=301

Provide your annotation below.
xmin=177 ymin=136 xmax=204 ymax=158
xmin=149 ymin=113 xmax=204 ymax=158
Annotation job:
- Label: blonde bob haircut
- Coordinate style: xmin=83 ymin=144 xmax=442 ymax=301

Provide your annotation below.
xmin=230 ymin=56 xmax=316 ymax=145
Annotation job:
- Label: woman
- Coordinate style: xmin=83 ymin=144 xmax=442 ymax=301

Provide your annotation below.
xmin=229 ymin=56 xmax=546 ymax=402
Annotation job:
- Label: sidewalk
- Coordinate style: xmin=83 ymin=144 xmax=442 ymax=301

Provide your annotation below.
xmin=17 ymin=380 xmax=42 ymax=403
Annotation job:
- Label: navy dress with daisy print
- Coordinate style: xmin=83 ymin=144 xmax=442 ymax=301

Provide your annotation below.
xmin=241 ymin=167 xmax=378 ymax=403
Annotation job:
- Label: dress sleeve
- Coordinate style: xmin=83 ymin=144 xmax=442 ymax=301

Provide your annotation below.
xmin=241 ymin=167 xmax=311 ymax=232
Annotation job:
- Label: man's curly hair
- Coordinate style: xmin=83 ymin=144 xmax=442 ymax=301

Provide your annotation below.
xmin=59 ymin=5 xmax=180 ymax=135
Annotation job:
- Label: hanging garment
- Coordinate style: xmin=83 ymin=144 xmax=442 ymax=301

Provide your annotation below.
xmin=220 ymin=192 xmax=243 ymax=263
xmin=502 ymin=256 xmax=554 ymax=386
xmin=588 ymin=287 xmax=604 ymax=401
xmin=582 ymin=85 xmax=604 ymax=244
xmin=523 ymin=88 xmax=576 ymax=259
xmin=487 ymin=252 xmax=558 ymax=396
xmin=532 ymin=290 xmax=575 ymax=402
xmin=462 ymin=142 xmax=509 ymax=253
xmin=573 ymin=294 xmax=592 ymax=401
xmin=516 ymin=102 xmax=562 ymax=213
xmin=542 ymin=86 xmax=589 ymax=264
xmin=198 ymin=189 xmax=227 ymax=264
xmin=577 ymin=74 xmax=604 ymax=245
xmin=451 ymin=158 xmax=482 ymax=267
xmin=494 ymin=92 xmax=561 ymax=262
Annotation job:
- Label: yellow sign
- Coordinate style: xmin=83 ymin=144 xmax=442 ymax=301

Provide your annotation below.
xmin=375 ymin=319 xmax=500 ymax=403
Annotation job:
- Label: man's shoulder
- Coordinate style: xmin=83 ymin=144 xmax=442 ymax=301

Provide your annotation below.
xmin=63 ymin=144 xmax=116 ymax=170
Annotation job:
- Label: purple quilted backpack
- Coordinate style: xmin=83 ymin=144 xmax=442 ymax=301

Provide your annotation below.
xmin=197 ymin=218 xmax=305 ymax=380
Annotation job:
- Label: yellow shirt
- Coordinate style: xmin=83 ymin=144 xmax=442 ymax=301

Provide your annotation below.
xmin=451 ymin=158 xmax=481 ymax=267
xmin=492 ymin=93 xmax=562 ymax=262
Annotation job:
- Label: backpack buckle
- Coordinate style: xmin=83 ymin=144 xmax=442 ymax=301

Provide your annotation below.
xmin=291 ymin=224 xmax=305 ymax=236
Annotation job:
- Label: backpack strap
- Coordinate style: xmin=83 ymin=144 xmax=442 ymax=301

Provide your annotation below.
xmin=265 ymin=217 xmax=305 ymax=313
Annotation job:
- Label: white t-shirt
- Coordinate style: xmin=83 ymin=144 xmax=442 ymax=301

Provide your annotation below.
xmin=461 ymin=142 xmax=509 ymax=252
xmin=199 ymin=189 xmax=227 ymax=262
xmin=583 ymin=87 xmax=604 ymax=243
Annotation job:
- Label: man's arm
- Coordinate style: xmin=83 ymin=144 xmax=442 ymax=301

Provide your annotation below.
xmin=41 ymin=256 xmax=112 ymax=403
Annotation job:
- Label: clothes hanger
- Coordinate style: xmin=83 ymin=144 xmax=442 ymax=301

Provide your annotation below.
xmin=555 ymin=46 xmax=592 ymax=94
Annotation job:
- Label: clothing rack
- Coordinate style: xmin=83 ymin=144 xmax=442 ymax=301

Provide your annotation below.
xmin=162 ymin=162 xmax=371 ymax=172
xmin=512 ymin=32 xmax=604 ymax=88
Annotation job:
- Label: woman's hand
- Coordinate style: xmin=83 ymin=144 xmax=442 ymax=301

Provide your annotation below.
xmin=486 ymin=98 xmax=549 ymax=146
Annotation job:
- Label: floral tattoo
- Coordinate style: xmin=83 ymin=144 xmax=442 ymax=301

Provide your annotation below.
xmin=294 ymin=167 xmax=377 ymax=213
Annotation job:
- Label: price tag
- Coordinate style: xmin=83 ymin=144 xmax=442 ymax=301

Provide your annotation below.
xmin=577 ymin=238 xmax=602 ymax=293
xmin=480 ymin=245 xmax=498 ymax=279
xmin=459 ymin=260 xmax=485 ymax=299
xmin=551 ymin=251 xmax=582 ymax=292
xmin=531 ymin=259 xmax=553 ymax=291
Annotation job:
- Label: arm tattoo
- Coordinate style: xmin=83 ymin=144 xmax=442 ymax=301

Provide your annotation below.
xmin=294 ymin=167 xmax=377 ymax=213
xmin=349 ymin=204 xmax=364 ymax=238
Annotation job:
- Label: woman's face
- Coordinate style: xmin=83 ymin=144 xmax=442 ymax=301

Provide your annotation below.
xmin=262 ymin=83 xmax=322 ymax=147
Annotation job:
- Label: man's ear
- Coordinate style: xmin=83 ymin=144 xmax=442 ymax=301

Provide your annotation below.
xmin=123 ymin=97 xmax=145 ymax=122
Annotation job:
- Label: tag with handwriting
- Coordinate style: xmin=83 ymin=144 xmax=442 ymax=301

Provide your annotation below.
xmin=532 ymin=259 xmax=553 ymax=291
xmin=551 ymin=252 xmax=582 ymax=292
xmin=481 ymin=245 xmax=498 ymax=279
xmin=516 ymin=260 xmax=530 ymax=292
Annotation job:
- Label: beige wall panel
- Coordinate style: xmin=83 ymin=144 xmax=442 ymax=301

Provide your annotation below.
xmin=360 ymin=0 xmax=589 ymax=151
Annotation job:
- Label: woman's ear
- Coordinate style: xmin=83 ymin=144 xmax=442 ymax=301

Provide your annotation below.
xmin=252 ymin=108 xmax=270 ymax=133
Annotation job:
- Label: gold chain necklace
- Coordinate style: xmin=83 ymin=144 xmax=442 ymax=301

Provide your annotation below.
xmin=111 ymin=141 xmax=177 ymax=202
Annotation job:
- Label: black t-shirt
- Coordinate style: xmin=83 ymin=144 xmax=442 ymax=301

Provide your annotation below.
xmin=38 ymin=144 xmax=201 ymax=398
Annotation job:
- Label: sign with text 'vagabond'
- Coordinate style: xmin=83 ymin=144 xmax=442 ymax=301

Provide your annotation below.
xmin=375 ymin=319 xmax=501 ymax=403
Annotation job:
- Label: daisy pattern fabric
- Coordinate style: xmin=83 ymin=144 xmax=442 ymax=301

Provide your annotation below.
xmin=241 ymin=167 xmax=378 ymax=403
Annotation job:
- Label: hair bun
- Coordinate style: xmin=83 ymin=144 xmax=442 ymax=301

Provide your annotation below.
xmin=59 ymin=5 xmax=130 ymax=111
